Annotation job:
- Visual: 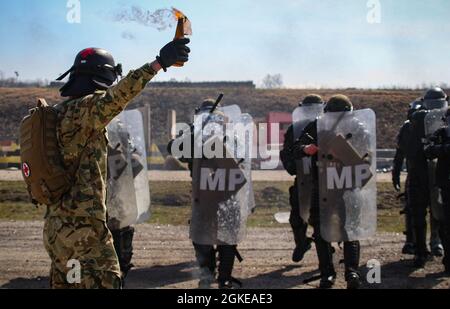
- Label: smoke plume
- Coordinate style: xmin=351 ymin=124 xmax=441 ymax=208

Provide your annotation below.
xmin=113 ymin=6 xmax=175 ymax=31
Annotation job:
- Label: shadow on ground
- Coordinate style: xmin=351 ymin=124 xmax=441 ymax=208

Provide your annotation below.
xmin=1 ymin=277 xmax=49 ymax=289
xmin=243 ymin=265 xmax=320 ymax=289
xmin=125 ymin=261 xmax=198 ymax=289
xmin=370 ymin=258 xmax=449 ymax=289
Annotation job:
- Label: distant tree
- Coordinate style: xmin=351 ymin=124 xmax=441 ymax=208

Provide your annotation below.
xmin=261 ymin=74 xmax=284 ymax=89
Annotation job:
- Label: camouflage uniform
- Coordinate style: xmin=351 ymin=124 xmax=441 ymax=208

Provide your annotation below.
xmin=44 ymin=63 xmax=157 ymax=289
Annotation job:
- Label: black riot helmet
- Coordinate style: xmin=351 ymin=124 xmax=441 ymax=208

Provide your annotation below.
xmin=324 ymin=94 xmax=353 ymax=113
xmin=195 ymin=99 xmax=221 ymax=115
xmin=407 ymin=99 xmax=423 ymax=120
xmin=421 ymin=87 xmax=448 ymax=110
xmin=299 ymin=94 xmax=324 ymax=106
xmin=57 ymin=48 xmax=123 ymax=97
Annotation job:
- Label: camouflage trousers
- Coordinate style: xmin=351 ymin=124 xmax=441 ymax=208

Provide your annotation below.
xmin=43 ymin=216 xmax=121 ymax=289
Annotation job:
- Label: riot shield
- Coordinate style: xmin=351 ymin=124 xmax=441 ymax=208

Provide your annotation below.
xmin=424 ymin=108 xmax=446 ymax=139
xmin=190 ymin=106 xmax=254 ymax=245
xmin=119 ymin=110 xmax=151 ymax=224
xmin=424 ymin=109 xmax=446 ymax=221
xmin=317 ymin=109 xmax=377 ymax=242
xmin=107 ymin=110 xmax=151 ymax=229
xmin=292 ymin=105 xmax=323 ymax=222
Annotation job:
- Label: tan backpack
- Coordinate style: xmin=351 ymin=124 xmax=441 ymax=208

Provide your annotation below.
xmin=19 ymin=98 xmax=73 ymax=205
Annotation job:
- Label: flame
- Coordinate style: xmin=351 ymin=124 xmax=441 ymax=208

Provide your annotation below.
xmin=172 ymin=7 xmax=186 ymax=20
xmin=172 ymin=7 xmax=192 ymax=37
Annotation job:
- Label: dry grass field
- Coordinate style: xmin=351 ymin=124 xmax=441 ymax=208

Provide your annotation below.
xmin=0 ymin=86 xmax=429 ymax=148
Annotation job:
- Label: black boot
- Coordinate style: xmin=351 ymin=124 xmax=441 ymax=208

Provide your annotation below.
xmin=430 ymin=214 xmax=444 ymax=257
xmin=193 ymin=243 xmax=216 ymax=289
xmin=414 ymin=224 xmax=428 ymax=268
xmin=218 ymin=245 xmax=241 ymax=289
xmin=289 ymin=186 xmax=312 ymax=263
xmin=402 ymin=208 xmax=416 ymax=255
xmin=111 ymin=226 xmax=135 ymax=280
xmin=291 ymin=224 xmax=312 ymax=263
xmin=344 ymin=241 xmax=362 ymax=289
xmin=315 ymin=235 xmax=336 ymax=289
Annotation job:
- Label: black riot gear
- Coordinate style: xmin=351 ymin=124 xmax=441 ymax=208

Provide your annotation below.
xmin=406 ymin=106 xmax=445 ymax=267
xmin=424 ymin=87 xmax=447 ymax=101
xmin=57 ymin=48 xmax=122 ymax=97
xmin=408 ymin=99 xmax=423 ymax=120
xmin=423 ymin=111 xmax=450 ymax=274
xmin=289 ymin=96 xmax=368 ymax=289
xmin=421 ymin=87 xmax=448 ymax=110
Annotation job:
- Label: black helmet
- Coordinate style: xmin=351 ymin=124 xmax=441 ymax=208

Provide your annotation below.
xmin=421 ymin=87 xmax=448 ymax=110
xmin=195 ymin=99 xmax=221 ymax=115
xmin=424 ymin=87 xmax=447 ymax=100
xmin=300 ymin=94 xmax=324 ymax=106
xmin=57 ymin=48 xmax=123 ymax=97
xmin=324 ymin=95 xmax=353 ymax=113
xmin=407 ymin=99 xmax=422 ymax=120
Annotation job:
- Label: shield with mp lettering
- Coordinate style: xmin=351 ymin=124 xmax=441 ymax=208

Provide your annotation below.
xmin=292 ymin=104 xmax=324 ymax=222
xmin=190 ymin=105 xmax=254 ymax=245
xmin=317 ymin=109 xmax=377 ymax=242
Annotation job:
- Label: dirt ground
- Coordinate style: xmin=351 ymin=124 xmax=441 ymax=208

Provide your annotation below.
xmin=0 ymin=170 xmax=401 ymax=183
xmin=0 ymin=221 xmax=448 ymax=289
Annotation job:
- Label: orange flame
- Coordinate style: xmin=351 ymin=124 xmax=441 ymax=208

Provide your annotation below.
xmin=172 ymin=7 xmax=186 ymax=20
xmin=172 ymin=7 xmax=192 ymax=37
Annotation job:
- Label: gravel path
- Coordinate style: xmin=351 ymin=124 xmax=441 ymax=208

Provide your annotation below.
xmin=0 ymin=221 xmax=448 ymax=289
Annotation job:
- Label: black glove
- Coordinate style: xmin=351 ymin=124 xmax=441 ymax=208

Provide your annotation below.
xmin=157 ymin=38 xmax=190 ymax=72
xmin=392 ymin=175 xmax=401 ymax=192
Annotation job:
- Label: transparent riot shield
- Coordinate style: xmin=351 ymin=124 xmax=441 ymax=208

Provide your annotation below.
xmin=292 ymin=105 xmax=324 ymax=222
xmin=107 ymin=118 xmax=139 ymax=229
xmin=424 ymin=108 xmax=446 ymax=221
xmin=120 ymin=110 xmax=151 ymax=224
xmin=190 ymin=106 xmax=254 ymax=245
xmin=317 ymin=109 xmax=377 ymax=242
xmin=107 ymin=110 xmax=151 ymax=229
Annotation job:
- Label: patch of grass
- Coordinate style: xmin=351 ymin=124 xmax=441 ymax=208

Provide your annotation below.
xmin=0 ymin=202 xmax=45 ymax=221
xmin=378 ymin=208 xmax=403 ymax=233
xmin=0 ymin=181 xmax=406 ymax=233
xmin=149 ymin=205 xmax=191 ymax=226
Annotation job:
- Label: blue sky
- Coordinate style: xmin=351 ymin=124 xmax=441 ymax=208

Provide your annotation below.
xmin=0 ymin=0 xmax=449 ymax=88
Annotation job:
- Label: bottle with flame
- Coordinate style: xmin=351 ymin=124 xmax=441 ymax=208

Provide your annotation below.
xmin=172 ymin=8 xmax=192 ymax=68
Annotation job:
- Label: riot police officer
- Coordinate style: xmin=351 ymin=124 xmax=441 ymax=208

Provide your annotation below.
xmin=168 ymin=99 xmax=254 ymax=289
xmin=296 ymin=95 xmax=374 ymax=289
xmin=280 ymin=94 xmax=324 ymax=262
xmin=408 ymin=87 xmax=448 ymax=267
xmin=424 ymin=107 xmax=450 ymax=274
xmin=392 ymin=100 xmax=420 ymax=255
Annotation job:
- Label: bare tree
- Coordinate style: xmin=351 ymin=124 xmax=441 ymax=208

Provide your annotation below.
xmin=261 ymin=74 xmax=284 ymax=89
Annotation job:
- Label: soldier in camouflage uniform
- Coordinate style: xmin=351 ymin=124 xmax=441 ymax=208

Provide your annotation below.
xmin=44 ymin=39 xmax=190 ymax=289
